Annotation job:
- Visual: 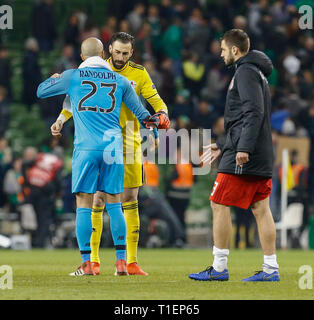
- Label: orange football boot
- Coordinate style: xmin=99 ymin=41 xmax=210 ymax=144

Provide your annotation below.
xmin=69 ymin=261 xmax=95 ymax=276
xmin=115 ymin=259 xmax=128 ymax=276
xmin=127 ymin=262 xmax=148 ymax=276
xmin=91 ymin=262 xmax=100 ymax=275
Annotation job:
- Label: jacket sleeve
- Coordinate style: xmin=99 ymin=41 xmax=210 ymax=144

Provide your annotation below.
xmin=216 ymin=134 xmax=226 ymax=151
xmin=236 ymin=66 xmax=264 ymax=154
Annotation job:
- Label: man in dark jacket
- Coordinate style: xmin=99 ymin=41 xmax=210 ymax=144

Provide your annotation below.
xmin=22 ymin=38 xmax=42 ymax=107
xmin=189 ymin=29 xmax=279 ymax=282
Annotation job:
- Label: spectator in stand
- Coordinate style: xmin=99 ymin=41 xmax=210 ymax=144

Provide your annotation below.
xmin=169 ymin=91 xmax=192 ymax=120
xmin=21 ymin=147 xmax=63 ymax=248
xmin=75 ymin=8 xmax=88 ymax=32
xmin=202 ymin=38 xmax=230 ymax=111
xmin=62 ymin=156 xmax=75 ymax=213
xmin=212 ymin=116 xmax=225 ymax=144
xmin=182 ymin=51 xmax=205 ymax=99
xmin=119 ymin=19 xmax=131 ymax=34
xmin=0 ymin=136 xmax=12 ymax=208
xmin=139 ymin=160 xmax=186 ymax=247
xmin=49 ymin=136 xmax=64 ymax=159
xmin=200 ymin=62 xmax=229 ymax=114
xmin=101 ymin=16 xmax=117 ymax=53
xmin=142 ymin=59 xmax=163 ymax=91
xmin=271 ymin=100 xmax=293 ymax=133
xmin=247 ymin=0 xmax=268 ymax=38
xmin=298 ymin=101 xmax=314 ymax=205
xmin=159 ymin=0 xmax=176 ymax=28
xmin=64 ymin=12 xmax=80 ymax=47
xmin=183 ymin=8 xmax=210 ymax=58
xmin=298 ymin=70 xmax=314 ymax=101
xmin=282 ymin=49 xmax=301 ymax=76
xmin=166 ymin=145 xmax=194 ymax=245
xmin=173 ymin=2 xmax=189 ymax=21
xmin=206 ymin=0 xmax=234 ymax=31
xmin=38 ymin=86 xmax=65 ymax=131
xmin=79 ymin=18 xmax=100 ymax=42
xmin=161 ymin=16 xmax=183 ymax=79
xmin=175 ymin=115 xmax=191 ymax=131
xmin=209 ymin=17 xmax=224 ymax=40
xmin=3 ymin=157 xmax=23 ymax=213
xmin=298 ymin=37 xmax=314 ymax=70
xmin=147 ymin=5 xmax=162 ymax=58
xmin=270 ymin=0 xmax=290 ymax=25
xmin=0 ymin=87 xmax=10 ymax=135
xmin=22 ymin=38 xmax=41 ymax=107
xmin=0 ymin=46 xmax=12 ymax=100
xmin=136 ymin=22 xmax=153 ymax=62
xmin=55 ymin=44 xmax=77 ymax=73
xmin=159 ymin=57 xmax=176 ymax=105
xmin=205 ymin=39 xmax=222 ymax=69
xmin=127 ymin=3 xmax=146 ymax=35
xmin=193 ymin=99 xmax=219 ymax=130
xmin=32 ymin=0 xmax=56 ymax=52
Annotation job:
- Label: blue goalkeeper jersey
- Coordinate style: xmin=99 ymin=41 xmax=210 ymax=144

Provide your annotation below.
xmin=37 ymin=66 xmax=151 ymax=152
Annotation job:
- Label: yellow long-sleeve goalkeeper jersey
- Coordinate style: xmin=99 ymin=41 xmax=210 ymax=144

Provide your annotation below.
xmin=61 ymin=57 xmax=167 ymax=153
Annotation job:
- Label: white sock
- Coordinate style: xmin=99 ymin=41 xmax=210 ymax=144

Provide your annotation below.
xmin=212 ymin=246 xmax=229 ymax=272
xmin=263 ymin=254 xmax=279 ymax=274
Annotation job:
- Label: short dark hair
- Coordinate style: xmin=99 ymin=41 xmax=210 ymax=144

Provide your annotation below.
xmin=110 ymin=32 xmax=135 ymax=48
xmin=221 ymin=29 xmax=250 ymax=53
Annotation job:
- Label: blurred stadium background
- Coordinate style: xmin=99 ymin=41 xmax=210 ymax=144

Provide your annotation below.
xmin=0 ymin=0 xmax=313 ymax=252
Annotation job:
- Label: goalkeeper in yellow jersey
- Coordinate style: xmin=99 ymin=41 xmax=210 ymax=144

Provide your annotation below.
xmin=51 ymin=32 xmax=170 ymax=276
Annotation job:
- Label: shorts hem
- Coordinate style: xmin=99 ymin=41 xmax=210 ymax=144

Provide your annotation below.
xmin=209 ymin=197 xmax=250 ymax=210
xmin=251 ymin=193 xmax=271 ymax=205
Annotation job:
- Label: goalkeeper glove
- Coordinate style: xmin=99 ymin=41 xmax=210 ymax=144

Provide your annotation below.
xmin=143 ymin=115 xmax=160 ymax=129
xmin=145 ymin=111 xmax=170 ymax=129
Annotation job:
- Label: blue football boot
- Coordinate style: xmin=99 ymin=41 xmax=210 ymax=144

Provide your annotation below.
xmin=242 ymin=270 xmax=280 ymax=282
xmin=189 ymin=266 xmax=229 ymax=281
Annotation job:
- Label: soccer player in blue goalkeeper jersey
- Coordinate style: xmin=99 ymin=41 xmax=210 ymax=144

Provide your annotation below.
xmin=37 ymin=37 xmax=158 ymax=276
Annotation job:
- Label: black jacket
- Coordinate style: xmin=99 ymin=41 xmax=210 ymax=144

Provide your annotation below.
xmin=216 ymin=50 xmax=274 ymax=178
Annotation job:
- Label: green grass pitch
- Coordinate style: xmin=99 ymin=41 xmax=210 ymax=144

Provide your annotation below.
xmin=0 ymin=248 xmax=313 ymax=300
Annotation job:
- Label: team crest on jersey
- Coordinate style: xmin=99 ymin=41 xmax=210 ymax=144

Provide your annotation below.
xmin=130 ymin=80 xmax=137 ymax=89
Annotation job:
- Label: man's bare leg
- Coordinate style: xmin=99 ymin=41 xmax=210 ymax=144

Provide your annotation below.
xmin=251 ymin=197 xmax=279 ymax=273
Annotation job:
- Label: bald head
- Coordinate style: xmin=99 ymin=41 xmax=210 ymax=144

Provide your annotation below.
xmin=81 ymin=37 xmax=104 ymax=60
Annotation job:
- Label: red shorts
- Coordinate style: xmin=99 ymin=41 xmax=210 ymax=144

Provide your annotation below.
xmin=209 ymin=173 xmax=272 ymax=209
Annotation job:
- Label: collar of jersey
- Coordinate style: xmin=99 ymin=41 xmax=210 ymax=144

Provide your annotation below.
xmin=107 ymin=57 xmax=129 ymax=72
xmin=79 ymin=56 xmax=112 ymax=70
